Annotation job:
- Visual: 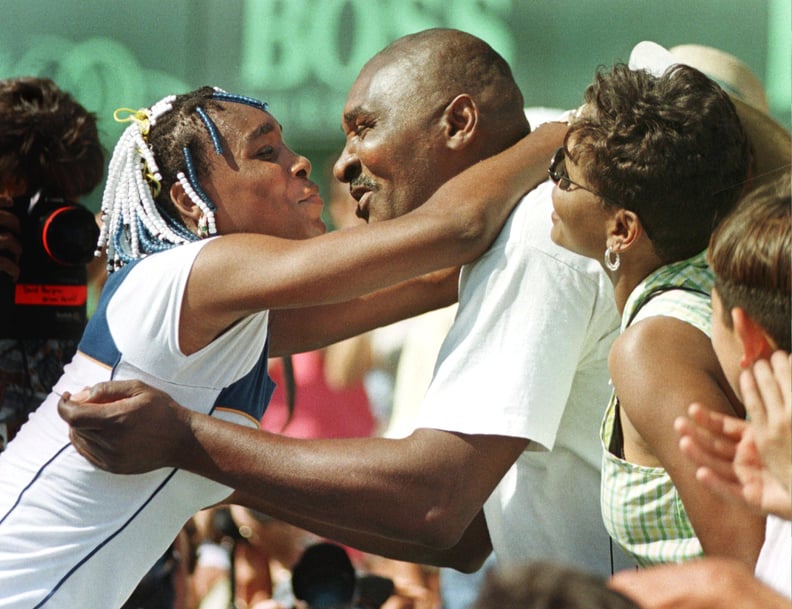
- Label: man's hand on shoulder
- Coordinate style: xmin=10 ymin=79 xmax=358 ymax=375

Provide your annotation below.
xmin=58 ymin=380 xmax=190 ymax=474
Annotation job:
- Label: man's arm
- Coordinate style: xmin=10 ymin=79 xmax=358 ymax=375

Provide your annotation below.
xmin=267 ymin=267 xmax=458 ymax=357
xmin=183 ymin=122 xmax=565 ymax=350
xmin=230 ymin=495 xmax=494 ymax=573
xmin=59 ymin=381 xmax=527 ymax=558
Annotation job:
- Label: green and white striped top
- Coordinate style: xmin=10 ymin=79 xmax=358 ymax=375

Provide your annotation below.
xmin=600 ymin=250 xmax=713 ymax=567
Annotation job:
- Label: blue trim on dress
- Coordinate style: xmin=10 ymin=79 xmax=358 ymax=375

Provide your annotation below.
xmin=214 ymin=338 xmax=275 ymax=421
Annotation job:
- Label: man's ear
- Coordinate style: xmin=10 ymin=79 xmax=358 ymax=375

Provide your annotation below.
xmin=169 ymin=181 xmax=201 ymax=225
xmin=732 ymin=307 xmax=776 ymax=367
xmin=441 ymin=94 xmax=478 ymax=150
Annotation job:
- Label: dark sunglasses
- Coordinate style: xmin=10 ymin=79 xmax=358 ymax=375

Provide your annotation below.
xmin=548 ymin=147 xmax=615 ymax=205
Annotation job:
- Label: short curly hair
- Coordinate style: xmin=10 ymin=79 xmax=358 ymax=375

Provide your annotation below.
xmin=567 ymin=63 xmax=751 ymax=263
xmin=0 ymin=77 xmax=104 ymax=198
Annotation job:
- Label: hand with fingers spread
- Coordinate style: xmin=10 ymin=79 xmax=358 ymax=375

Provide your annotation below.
xmin=740 ymin=351 xmax=791 ymax=499
xmin=675 ymin=353 xmax=792 ymax=520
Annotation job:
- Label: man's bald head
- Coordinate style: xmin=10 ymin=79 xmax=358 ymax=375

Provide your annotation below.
xmin=366 ymin=28 xmax=529 ymax=152
xmin=334 ymin=29 xmax=531 ymax=223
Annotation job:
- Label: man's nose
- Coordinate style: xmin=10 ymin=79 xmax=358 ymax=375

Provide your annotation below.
xmin=332 ymin=147 xmax=360 ymax=184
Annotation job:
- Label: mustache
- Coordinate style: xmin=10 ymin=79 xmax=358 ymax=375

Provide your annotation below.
xmin=349 ymin=175 xmax=377 ymax=191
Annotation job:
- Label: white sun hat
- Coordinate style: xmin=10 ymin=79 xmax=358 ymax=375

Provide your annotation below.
xmin=629 ymin=40 xmax=791 ymax=183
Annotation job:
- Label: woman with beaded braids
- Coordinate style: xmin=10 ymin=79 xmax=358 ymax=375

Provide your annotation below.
xmin=0 ymin=85 xmax=560 ymax=608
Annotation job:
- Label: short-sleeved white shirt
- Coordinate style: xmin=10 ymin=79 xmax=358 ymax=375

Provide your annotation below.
xmin=417 ymin=181 xmax=634 ymax=575
xmin=755 ymin=515 xmax=791 ymax=598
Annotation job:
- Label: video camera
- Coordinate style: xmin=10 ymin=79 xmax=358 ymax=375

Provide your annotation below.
xmin=0 ymin=191 xmax=99 ymax=340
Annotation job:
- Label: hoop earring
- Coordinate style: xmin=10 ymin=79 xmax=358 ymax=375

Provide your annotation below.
xmin=198 ymin=214 xmax=210 ymax=239
xmin=604 ymin=247 xmax=620 ymax=271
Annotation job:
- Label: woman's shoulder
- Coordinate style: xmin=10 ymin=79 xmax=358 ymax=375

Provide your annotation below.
xmin=629 ymin=288 xmax=713 ymax=337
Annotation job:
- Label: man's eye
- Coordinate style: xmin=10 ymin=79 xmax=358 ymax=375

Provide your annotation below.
xmin=257 ymin=147 xmax=275 ymax=159
xmin=355 ymin=122 xmax=373 ymax=137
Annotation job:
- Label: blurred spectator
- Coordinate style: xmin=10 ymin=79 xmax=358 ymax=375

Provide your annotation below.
xmin=0 ymin=76 xmax=103 ymax=448
xmin=470 ymin=562 xmax=640 ymax=609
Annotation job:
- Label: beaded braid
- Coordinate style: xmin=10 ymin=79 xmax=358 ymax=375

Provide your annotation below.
xmin=177 ymin=146 xmax=218 ymax=238
xmin=212 ymin=89 xmax=268 ymax=112
xmin=97 ymin=94 xmax=192 ymax=270
xmin=195 ymin=107 xmax=223 ymax=155
xmin=97 ymin=87 xmax=269 ymax=272
xmin=171 ymin=89 xmax=267 ymax=240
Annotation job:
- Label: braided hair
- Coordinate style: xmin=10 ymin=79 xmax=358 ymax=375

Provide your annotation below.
xmin=97 ymin=86 xmax=267 ymax=272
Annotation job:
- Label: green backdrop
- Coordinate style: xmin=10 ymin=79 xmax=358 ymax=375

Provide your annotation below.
xmin=2 ymin=0 xmax=789 ymax=209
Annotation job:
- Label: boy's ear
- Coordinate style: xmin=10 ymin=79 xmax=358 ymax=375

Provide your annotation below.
xmin=732 ymin=307 xmax=776 ymax=367
xmin=169 ymin=181 xmax=201 ymax=223
xmin=441 ymin=94 xmax=478 ymax=150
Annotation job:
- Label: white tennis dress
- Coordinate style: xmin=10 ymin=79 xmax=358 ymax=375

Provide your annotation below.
xmin=0 ymin=239 xmax=275 ymax=608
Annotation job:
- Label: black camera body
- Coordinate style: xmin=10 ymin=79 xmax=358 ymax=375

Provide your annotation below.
xmin=0 ymin=191 xmax=99 ymax=340
xmin=291 ymin=542 xmax=395 ymax=609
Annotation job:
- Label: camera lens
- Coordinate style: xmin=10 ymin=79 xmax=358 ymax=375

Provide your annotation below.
xmin=40 ymin=205 xmax=99 ymax=266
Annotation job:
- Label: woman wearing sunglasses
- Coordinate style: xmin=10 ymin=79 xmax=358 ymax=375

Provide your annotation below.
xmin=548 ymin=62 xmax=765 ymax=569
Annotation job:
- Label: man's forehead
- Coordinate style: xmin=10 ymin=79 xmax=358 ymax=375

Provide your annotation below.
xmin=342 ymin=60 xmax=412 ymax=121
xmin=341 ymin=74 xmax=379 ymax=125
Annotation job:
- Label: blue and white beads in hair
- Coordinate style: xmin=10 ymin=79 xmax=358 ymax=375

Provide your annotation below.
xmin=149 ymin=94 xmax=177 ymax=125
xmin=177 ymin=170 xmax=218 ymax=238
xmin=97 ymin=90 xmax=268 ymax=271
xmin=181 ymin=146 xmax=215 ymax=208
xmin=98 ymin=93 xmax=192 ymax=272
xmin=200 ymin=89 xmax=268 ymax=157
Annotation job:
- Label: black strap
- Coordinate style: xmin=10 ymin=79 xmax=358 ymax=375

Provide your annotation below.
xmin=610 ymin=285 xmax=711 ymax=459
